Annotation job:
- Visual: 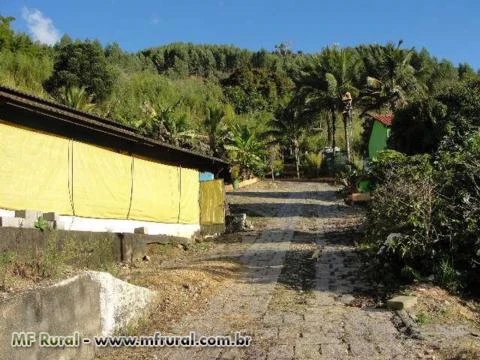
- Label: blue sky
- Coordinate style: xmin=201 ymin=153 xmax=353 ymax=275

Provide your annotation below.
xmin=1 ymin=0 xmax=479 ymax=68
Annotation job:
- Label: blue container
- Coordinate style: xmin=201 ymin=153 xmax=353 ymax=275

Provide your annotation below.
xmin=199 ymin=172 xmax=215 ymax=182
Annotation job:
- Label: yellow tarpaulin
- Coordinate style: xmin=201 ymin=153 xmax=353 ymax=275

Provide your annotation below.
xmin=178 ymin=167 xmax=200 ymax=224
xmin=0 ymin=121 xmax=201 ymax=224
xmin=199 ymin=180 xmax=225 ymax=225
xmin=0 ymin=121 xmax=73 ymax=215
xmin=129 ymin=157 xmax=181 ymax=223
xmin=72 ymin=141 xmax=132 ymax=219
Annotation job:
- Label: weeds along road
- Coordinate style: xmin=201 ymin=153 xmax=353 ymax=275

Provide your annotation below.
xmin=100 ymin=181 xmax=429 ymax=360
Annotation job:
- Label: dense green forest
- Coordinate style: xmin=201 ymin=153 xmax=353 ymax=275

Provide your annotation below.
xmin=2 ymin=14 xmax=478 ymax=177
xmin=1 ymin=14 xmax=480 ymax=292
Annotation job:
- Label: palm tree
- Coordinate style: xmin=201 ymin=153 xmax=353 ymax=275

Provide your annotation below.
xmin=358 ymin=41 xmax=421 ymax=113
xmin=151 ymin=100 xmax=182 ymax=143
xmin=203 ymin=104 xmax=225 ymax=156
xmin=138 ymin=99 xmax=196 ymax=147
xmin=266 ymin=97 xmax=312 ymax=179
xmin=57 ymin=86 xmax=95 ymax=112
xmin=162 ymin=113 xmax=197 ymax=147
xmin=296 ymin=46 xmax=361 ymax=161
xmin=224 ymin=125 xmax=266 ymax=179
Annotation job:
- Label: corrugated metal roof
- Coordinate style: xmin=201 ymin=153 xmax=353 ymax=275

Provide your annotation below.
xmin=368 ymin=113 xmax=394 ymax=126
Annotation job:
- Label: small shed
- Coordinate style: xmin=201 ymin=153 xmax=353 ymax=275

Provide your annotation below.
xmin=367 ymin=113 xmax=393 ymax=158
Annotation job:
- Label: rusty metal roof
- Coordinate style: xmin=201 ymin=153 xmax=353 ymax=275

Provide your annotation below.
xmin=368 ymin=113 xmax=394 ymax=127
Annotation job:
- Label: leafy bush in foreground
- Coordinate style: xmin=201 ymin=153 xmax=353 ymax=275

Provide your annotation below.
xmin=366 ymin=152 xmax=435 ymax=270
xmin=365 ymin=140 xmax=480 ymax=292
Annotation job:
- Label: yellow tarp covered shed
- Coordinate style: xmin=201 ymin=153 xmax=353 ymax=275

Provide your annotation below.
xmin=0 ymin=121 xmax=200 ymax=224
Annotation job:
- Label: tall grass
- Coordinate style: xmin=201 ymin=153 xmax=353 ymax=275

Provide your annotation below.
xmin=0 ymin=50 xmax=53 ymax=97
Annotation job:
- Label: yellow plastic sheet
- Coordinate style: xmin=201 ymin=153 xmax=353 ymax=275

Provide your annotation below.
xmin=199 ymin=180 xmax=225 ymax=225
xmin=129 ymin=157 xmax=181 ymax=223
xmin=0 ymin=121 xmax=201 ymax=224
xmin=72 ymin=141 xmax=132 ymax=219
xmin=0 ymin=121 xmax=73 ymax=215
xmin=178 ymin=167 xmax=200 ymax=224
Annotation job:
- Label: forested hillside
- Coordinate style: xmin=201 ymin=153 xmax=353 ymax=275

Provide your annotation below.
xmin=0 ymin=14 xmax=478 ymax=176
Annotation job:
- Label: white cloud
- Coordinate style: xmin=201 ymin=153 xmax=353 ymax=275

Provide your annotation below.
xmin=22 ymin=7 xmax=61 ymax=45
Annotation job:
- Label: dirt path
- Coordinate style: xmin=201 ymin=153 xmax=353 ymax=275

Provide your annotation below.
xmin=150 ymin=181 xmax=422 ymax=359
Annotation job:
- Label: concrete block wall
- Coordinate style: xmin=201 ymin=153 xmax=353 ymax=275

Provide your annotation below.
xmin=0 ymin=227 xmax=192 ymax=264
xmin=0 ymin=210 xmax=55 ymax=230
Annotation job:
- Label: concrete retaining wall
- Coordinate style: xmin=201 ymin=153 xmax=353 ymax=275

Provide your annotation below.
xmin=0 ymin=271 xmax=155 ymax=360
xmin=225 ymin=177 xmax=259 ymax=192
xmin=0 ymin=228 xmax=191 ymax=263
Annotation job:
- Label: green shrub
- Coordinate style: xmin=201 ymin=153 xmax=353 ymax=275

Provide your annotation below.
xmin=435 ymin=259 xmax=462 ymax=291
xmin=433 ymin=134 xmax=480 ymax=290
xmin=364 ymin=135 xmax=480 ymax=293
xmin=34 ymin=216 xmax=49 ymax=232
xmin=338 ymin=163 xmax=363 ymax=194
xmin=0 ymin=50 xmax=53 ymax=97
xmin=365 ymin=153 xmax=437 ymax=277
xmin=368 ymin=149 xmax=407 ymax=184
xmin=272 ymin=159 xmax=284 ymax=174
xmin=416 ymin=312 xmax=429 ymax=325
xmin=230 ymin=165 xmax=241 ymax=181
xmin=303 ymin=152 xmax=322 ymax=178
xmin=323 ymin=151 xmax=348 ymax=175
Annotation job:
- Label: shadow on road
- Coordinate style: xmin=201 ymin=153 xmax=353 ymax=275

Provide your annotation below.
xmin=229 ymin=202 xmax=357 ymax=218
xmin=228 ymin=191 xmax=337 ymax=201
xmin=203 ymin=227 xmax=372 ymax=299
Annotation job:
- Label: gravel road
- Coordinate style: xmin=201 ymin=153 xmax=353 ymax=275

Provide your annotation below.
xmin=153 ymin=181 xmax=424 ymax=360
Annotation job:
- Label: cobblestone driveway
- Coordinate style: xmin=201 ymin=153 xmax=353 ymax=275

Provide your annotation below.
xmin=154 ymin=181 xmax=421 ymax=359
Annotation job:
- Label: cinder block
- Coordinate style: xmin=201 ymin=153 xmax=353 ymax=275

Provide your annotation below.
xmin=0 ymin=217 xmax=36 ymax=228
xmin=42 ymin=212 xmax=59 ymax=222
xmin=20 ymin=218 xmax=37 ymax=229
xmin=0 ymin=217 xmax=23 ymax=228
xmin=134 ymin=227 xmax=147 ymax=234
xmin=387 ymin=295 xmax=417 ymax=310
xmin=14 ymin=210 xmax=43 ymax=220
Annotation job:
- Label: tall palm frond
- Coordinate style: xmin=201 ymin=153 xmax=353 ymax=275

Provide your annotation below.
xmin=358 ymin=41 xmax=422 ymax=113
xmin=225 ymin=124 xmax=266 ymax=178
xmin=203 ymin=104 xmax=225 ymax=155
xmin=57 ymin=86 xmax=95 ymax=112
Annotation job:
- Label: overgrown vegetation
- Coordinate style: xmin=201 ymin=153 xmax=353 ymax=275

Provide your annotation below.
xmin=0 ymin=231 xmax=118 ymax=291
xmin=363 ymin=82 xmax=480 ymax=293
